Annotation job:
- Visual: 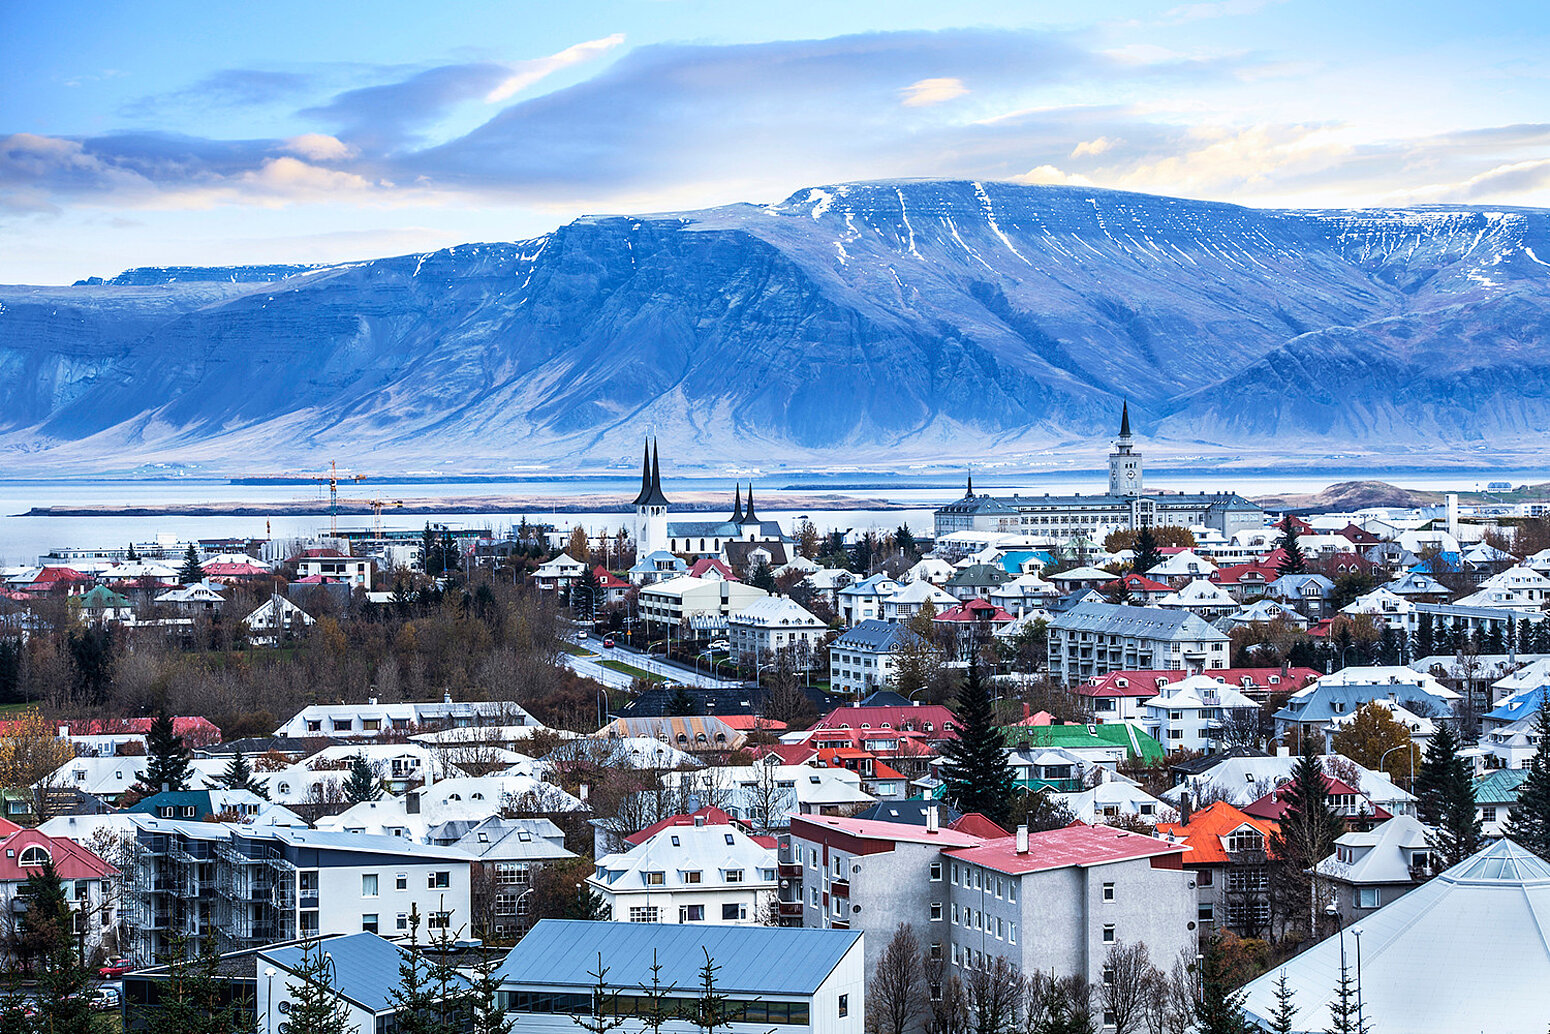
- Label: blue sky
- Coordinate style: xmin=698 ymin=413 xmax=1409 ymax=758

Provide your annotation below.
xmin=3 ymin=0 xmax=1548 ymax=283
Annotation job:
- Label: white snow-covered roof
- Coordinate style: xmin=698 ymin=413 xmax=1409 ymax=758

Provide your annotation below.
xmin=1144 ymin=551 xmax=1218 ymax=577
xmin=1314 ymin=814 xmax=1431 ymax=884
xmin=1157 ymin=578 xmax=1236 ymax=609
xmin=1143 ymin=673 xmax=1257 ymax=711
xmin=1241 ymin=839 xmax=1550 ymax=1034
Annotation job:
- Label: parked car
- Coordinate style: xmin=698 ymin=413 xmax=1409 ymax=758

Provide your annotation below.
xmin=90 ymin=987 xmax=121 ymax=1012
xmin=98 ymin=958 xmax=132 ymax=979
xmin=576 ymin=630 xmax=589 ymax=640
xmin=708 ymin=639 xmax=730 ymax=651
xmin=601 ymin=637 xmax=615 ymax=648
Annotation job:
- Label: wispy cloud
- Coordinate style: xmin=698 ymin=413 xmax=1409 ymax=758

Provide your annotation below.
xmin=485 ymin=34 xmax=625 ymax=103
xmin=900 ymin=77 xmax=969 ymax=107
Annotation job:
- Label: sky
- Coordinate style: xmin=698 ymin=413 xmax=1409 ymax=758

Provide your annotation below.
xmin=4 ymin=0 xmax=1549 ymax=284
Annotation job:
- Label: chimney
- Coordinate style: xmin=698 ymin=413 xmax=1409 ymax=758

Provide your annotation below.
xmin=57 ymin=726 xmax=68 ymax=738
xmin=1015 ymin=824 xmax=1029 ymax=854
xmin=406 ymin=791 xmax=420 ymax=814
xmin=694 ymin=814 xmax=706 ymax=827
xmin=926 ymin=805 xmax=939 ymax=834
xmin=443 ymin=691 xmax=453 ymax=705
xmin=1277 ymin=745 xmax=1291 ymax=758
xmin=578 ymin=782 xmax=590 ymax=802
xmin=1180 ymin=792 xmax=1193 ymax=825
xmin=912 ymin=699 xmax=919 ymax=707
xmin=368 ymin=696 xmax=378 ymax=706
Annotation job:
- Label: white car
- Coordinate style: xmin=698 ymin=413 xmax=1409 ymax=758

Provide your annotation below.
xmin=708 ymin=639 xmax=729 ymax=651
xmin=576 ymin=630 xmax=589 ymax=640
xmin=90 ymin=987 xmax=120 ymax=1011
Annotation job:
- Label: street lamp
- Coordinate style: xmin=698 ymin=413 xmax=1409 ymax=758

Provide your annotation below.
xmin=1351 ymin=924 xmax=1365 ymax=1030
xmin=264 ymin=966 xmax=276 ymax=1033
xmin=1379 ymin=742 xmax=1416 ymax=790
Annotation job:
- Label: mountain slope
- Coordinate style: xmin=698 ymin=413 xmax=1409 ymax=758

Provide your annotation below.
xmin=1 ymin=181 xmax=1547 ymax=473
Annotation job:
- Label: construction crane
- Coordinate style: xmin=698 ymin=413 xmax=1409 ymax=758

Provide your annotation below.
xmin=362 ymin=497 xmax=404 ymax=539
xmin=296 ymin=460 xmax=367 ymax=535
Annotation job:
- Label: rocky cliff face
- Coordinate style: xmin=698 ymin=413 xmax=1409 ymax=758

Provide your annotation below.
xmin=2 ymin=181 xmax=1547 ymax=472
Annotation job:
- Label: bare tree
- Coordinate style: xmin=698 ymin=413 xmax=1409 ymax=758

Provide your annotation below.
xmin=924 ymin=958 xmax=968 ymax=1034
xmin=1141 ymin=952 xmax=1195 ymax=1034
xmin=966 ymin=956 xmax=1024 ymax=1034
xmin=868 ymin=923 xmax=926 ymax=1034
xmin=1100 ymin=942 xmax=1153 ymax=1034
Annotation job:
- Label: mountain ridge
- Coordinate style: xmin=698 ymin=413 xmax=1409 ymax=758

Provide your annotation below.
xmin=2 ymin=179 xmax=1548 ymax=474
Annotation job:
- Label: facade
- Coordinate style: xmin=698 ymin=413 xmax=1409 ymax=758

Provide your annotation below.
xmin=828 ymin=620 xmax=930 ymax=697
xmin=0 ymin=829 xmax=120 ymax=959
xmin=273 ymin=697 xmax=538 ymax=739
xmin=590 ymin=823 xmax=778 ymax=925
xmin=294 ymin=550 xmax=373 ymax=589
xmin=836 ymin=574 xmax=900 ymax=626
xmin=1047 ymin=602 xmax=1231 ymax=683
xmin=637 ymin=576 xmax=770 ymax=629
xmin=1154 ymin=801 xmax=1276 ymax=939
xmin=1272 ymin=667 xmax=1459 ymax=743
xmin=494 ymin=920 xmax=865 ymax=1034
xmin=127 ymin=818 xmax=473 ymax=962
xmin=1312 ymin=814 xmax=1434 ymax=925
xmin=242 ymin=593 xmax=315 ymax=644
xmin=728 ymin=597 xmax=827 ymax=670
xmin=1140 ymin=673 xmax=1259 ymax=752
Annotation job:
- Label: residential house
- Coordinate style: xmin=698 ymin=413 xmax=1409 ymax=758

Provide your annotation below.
xmin=590 ymin=822 xmax=777 ymax=925
xmin=988 ymin=574 xmax=1060 ymax=617
xmin=836 ymin=574 xmax=900 ymax=626
xmin=1312 ymin=814 xmax=1434 ymax=925
xmin=273 ymin=696 xmax=538 ymax=739
xmin=597 ymin=715 xmax=747 ymax=753
xmin=242 ymin=593 xmax=315 ymax=644
xmin=1456 ymin=565 xmax=1550 ymax=610
xmin=828 ymin=620 xmax=931 ymax=697
xmin=881 ymin=579 xmax=957 ymax=622
xmin=1216 ymin=598 xmax=1310 ymax=633
xmin=1053 ymin=773 xmax=1174 ymax=826
xmin=1141 ymin=673 xmax=1259 ymax=752
xmin=294 ymin=549 xmax=373 ymax=589
xmin=944 ymin=564 xmax=1011 ymax=602
xmin=637 ymin=576 xmax=769 ymax=631
xmin=153 ymin=581 xmax=227 ymax=615
xmin=1144 ymin=550 xmax=1219 ymax=585
xmin=0 ymin=829 xmax=120 ymax=958
xmin=1162 ymin=754 xmax=1416 ymax=817
xmin=628 ymin=549 xmax=688 ymax=587
xmin=933 ymin=599 xmax=1016 ymax=659
xmin=533 ymin=553 xmax=587 ymax=595
xmin=1154 ymin=801 xmax=1277 ymax=938
xmin=1156 ymin=579 xmax=1238 ymax=620
xmin=1273 ymin=667 xmax=1459 ymax=745
xmin=1476 ymin=769 xmax=1527 ymax=836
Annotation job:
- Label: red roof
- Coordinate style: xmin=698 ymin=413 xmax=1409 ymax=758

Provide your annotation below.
xmin=1241 ymin=776 xmax=1391 ymax=823
xmin=934 ymin=599 xmax=1015 ymax=623
xmin=625 ymin=807 xmax=742 ymax=845
xmin=948 ymin=813 xmax=1013 ymax=839
xmin=1102 ymin=573 xmax=1171 ymax=594
xmin=591 ymin=566 xmax=630 ymax=589
xmin=52 ymin=716 xmax=223 ymax=747
xmin=753 ymin=743 xmax=817 ymax=765
xmin=0 ymin=817 xmax=21 ymax=838
xmin=717 ymin=715 xmax=788 ymax=732
xmin=203 ymin=561 xmax=269 ymax=577
xmin=1153 ymin=801 xmax=1278 ymax=865
xmin=1338 ymin=524 xmax=1383 ymax=545
xmin=944 ymin=824 xmax=1185 ymax=875
xmin=1211 ymin=561 xmax=1280 ymax=587
xmin=814 ymin=704 xmax=959 ymax=736
xmin=687 ymin=558 xmax=738 ymax=581
xmin=792 ymin=813 xmax=984 ymax=847
xmin=32 ymin=567 xmax=89 ymax=584
xmin=297 ymin=548 xmax=347 ymax=559
xmin=1322 ymin=552 xmax=1372 ymax=573
xmin=1077 ymin=667 xmax=1320 ymax=699
xmin=0 ymin=830 xmax=117 ymax=882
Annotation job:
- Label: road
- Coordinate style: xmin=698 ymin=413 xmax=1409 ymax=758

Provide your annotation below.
xmin=560 ymin=638 xmax=747 ymax=690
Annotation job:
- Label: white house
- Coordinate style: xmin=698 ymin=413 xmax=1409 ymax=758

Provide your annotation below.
xmin=589 ymin=821 xmax=778 ymax=925
xmin=1156 ymin=579 xmax=1238 ymax=619
xmin=295 ymin=549 xmax=374 ymax=589
xmin=273 ymin=696 xmax=539 ymax=739
xmin=828 ymin=620 xmax=931 ymax=696
xmin=242 ymin=593 xmax=315 ymax=644
xmin=1141 ymin=673 xmax=1259 ymax=752
xmin=532 ymin=553 xmax=587 ymax=595
xmin=880 ymin=579 xmax=958 ymax=622
xmin=637 ymin=576 xmax=770 ymax=629
xmin=837 ymin=574 xmax=900 ymax=627
xmin=728 ymin=597 xmax=827 ymax=670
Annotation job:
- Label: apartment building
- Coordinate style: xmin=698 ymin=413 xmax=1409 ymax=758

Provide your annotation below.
xmin=273 ymin=696 xmax=539 ymax=739
xmin=126 ymin=818 xmax=472 ymax=962
xmin=728 ymin=597 xmax=827 ymax=670
xmin=1047 ymin=602 xmax=1230 ymax=683
xmin=828 ymin=620 xmax=931 ymax=697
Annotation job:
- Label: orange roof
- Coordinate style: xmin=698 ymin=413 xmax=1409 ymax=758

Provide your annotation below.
xmin=1153 ymin=800 xmax=1279 ymax=865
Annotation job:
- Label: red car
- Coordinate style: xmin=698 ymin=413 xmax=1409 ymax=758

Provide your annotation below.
xmin=601 ymin=637 xmax=615 ymax=649
xmin=98 ymin=958 xmax=133 ymax=979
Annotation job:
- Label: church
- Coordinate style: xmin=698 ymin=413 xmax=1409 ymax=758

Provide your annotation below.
xmin=933 ymin=404 xmax=1263 ymax=541
xmin=630 ymin=440 xmax=794 ymax=563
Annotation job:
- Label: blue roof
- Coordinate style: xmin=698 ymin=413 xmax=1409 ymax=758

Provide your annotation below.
xmin=125 ymin=790 xmax=216 ymax=816
xmin=833 ymin=619 xmax=923 ymax=652
xmin=494 ymin=920 xmax=860 ymax=996
xmin=262 ymin=932 xmax=468 ymax=1013
xmin=1275 ymin=681 xmax=1456 ymax=724
xmin=1486 ymin=686 xmax=1550 ymax=725
xmin=1409 ymin=552 xmax=1462 ymax=575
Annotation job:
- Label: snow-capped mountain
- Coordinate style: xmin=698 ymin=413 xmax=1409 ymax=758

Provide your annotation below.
xmin=2 ymin=180 xmax=1548 ymax=473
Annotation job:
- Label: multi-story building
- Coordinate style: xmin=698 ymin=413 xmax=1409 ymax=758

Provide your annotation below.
xmin=637 ymin=576 xmax=770 ymax=630
xmin=127 ymin=818 xmax=473 ymax=962
xmin=728 ymin=597 xmax=827 ymax=670
xmin=1047 ymin=602 xmax=1231 ymax=683
xmin=590 ymin=822 xmax=778 ymax=925
xmin=0 ymin=828 xmax=120 ymax=959
xmin=828 ymin=620 xmax=931 ymax=697
xmin=1141 ymin=673 xmax=1260 ymax=752
xmin=837 ymin=574 xmax=901 ymax=626
xmin=1154 ymin=801 xmax=1276 ymax=938
xmin=273 ymin=695 xmax=539 ymax=739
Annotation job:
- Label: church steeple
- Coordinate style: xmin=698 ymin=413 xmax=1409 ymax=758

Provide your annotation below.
xmin=741 ymin=483 xmax=759 ymax=524
xmin=731 ymin=483 xmax=744 ymax=522
xmin=1119 ymin=400 xmax=1131 ymax=440
xmin=631 ymin=437 xmax=670 ymax=507
xmin=966 ymin=470 xmax=974 ymax=497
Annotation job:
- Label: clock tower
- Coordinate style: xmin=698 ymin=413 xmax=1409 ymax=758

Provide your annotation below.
xmin=1108 ymin=402 xmax=1142 ymax=497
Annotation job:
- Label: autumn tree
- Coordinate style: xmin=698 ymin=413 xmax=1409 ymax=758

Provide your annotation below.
xmin=1192 ymin=933 xmax=1253 ymax=1034
xmin=1330 ymin=703 xmax=1419 ymax=781
xmin=1099 ymin=941 xmax=1153 ymax=1034
xmin=0 ymin=709 xmax=75 ymax=809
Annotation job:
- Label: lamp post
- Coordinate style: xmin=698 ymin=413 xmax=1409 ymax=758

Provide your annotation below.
xmin=1352 ymin=924 xmax=1365 ymax=1030
xmin=264 ymin=966 xmax=276 ymax=1033
xmin=1379 ymin=741 xmax=1416 ymax=790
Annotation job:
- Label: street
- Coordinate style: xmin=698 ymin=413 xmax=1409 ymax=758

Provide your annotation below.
xmin=560 ymin=636 xmax=747 ymax=690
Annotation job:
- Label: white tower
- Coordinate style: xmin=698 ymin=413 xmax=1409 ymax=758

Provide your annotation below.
xmin=631 ymin=439 xmax=671 ymax=557
xmin=1108 ymin=402 xmax=1142 ymax=497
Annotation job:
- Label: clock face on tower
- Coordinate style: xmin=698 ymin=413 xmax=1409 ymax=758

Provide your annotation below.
xmin=1125 ymin=468 xmax=1136 ymax=484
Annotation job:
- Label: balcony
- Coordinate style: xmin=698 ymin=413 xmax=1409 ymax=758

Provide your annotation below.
xmin=778 ymin=861 xmax=802 ymax=879
xmin=828 ymin=918 xmax=850 ymax=930
xmin=829 ymin=878 xmax=849 ymax=898
xmin=778 ymin=901 xmax=803 ymax=919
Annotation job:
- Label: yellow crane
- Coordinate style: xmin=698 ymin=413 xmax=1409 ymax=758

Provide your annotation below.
xmin=296 ymin=460 xmax=367 ymax=535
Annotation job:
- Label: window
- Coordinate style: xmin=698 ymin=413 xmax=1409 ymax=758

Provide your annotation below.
xmin=362 ymin=874 xmax=379 ymax=897
xmin=724 ymin=833 xmax=736 ymax=845
xmin=930 ymin=902 xmax=943 ymax=922
xmin=1102 ymin=882 xmax=1115 ymax=902
xmin=428 ymin=871 xmax=450 ymax=889
xmin=362 ymin=914 xmax=379 ymax=933
xmin=17 ymin=846 xmax=49 ymax=867
xmin=1356 ymin=887 xmax=1380 ymax=909
xmin=1103 ymin=924 xmax=1115 ymax=943
xmin=397 ymin=912 xmax=409 ymax=931
xmin=1196 ymin=869 xmax=1214 ymax=887
xmin=722 ymin=903 xmax=746 ymax=921
xmin=930 ymin=942 xmax=943 ymax=960
xmin=645 ymin=871 xmax=665 ymax=886
xmin=1009 ymin=922 xmax=1016 ymax=944
xmin=1198 ymin=904 xmax=1215 ymax=922
xmin=951 ymin=863 xmax=959 ymax=884
xmin=838 ymin=995 xmax=849 ymax=1019
xmin=671 ymin=836 xmax=680 ymax=847
xmin=930 ymin=862 xmax=943 ymax=881
xmin=396 ymin=874 xmax=408 ymax=891
xmin=428 ymin=911 xmax=451 ymax=929
xmin=725 ymin=869 xmax=744 ymax=883
xmin=683 ymin=871 xmax=702 ymax=884
xmin=810 ymin=887 xmax=819 ymax=906
xmin=629 ymin=906 xmax=660 ymax=923
xmin=1008 ymin=882 xmax=1016 ymax=903
xmin=680 ymin=904 xmax=706 ymax=922
xmin=1483 ymin=806 xmax=1498 ymax=823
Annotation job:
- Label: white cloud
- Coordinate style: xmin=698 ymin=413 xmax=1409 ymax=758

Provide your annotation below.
xmin=282 ymin=134 xmax=355 ymax=162
xmin=485 ymin=34 xmax=626 ymax=103
xmin=899 ymin=77 xmax=969 ymax=108
xmin=1072 ymin=136 xmax=1119 ymax=157
xmin=1011 ymin=164 xmax=1094 ymax=186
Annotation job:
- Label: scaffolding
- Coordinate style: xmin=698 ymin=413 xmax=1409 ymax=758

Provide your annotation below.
xmin=213 ymin=838 xmax=298 ymax=950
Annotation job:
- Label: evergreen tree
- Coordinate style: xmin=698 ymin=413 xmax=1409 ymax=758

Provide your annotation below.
xmin=896 ymin=524 xmax=918 ymax=560
xmin=749 ymin=560 xmax=777 ymax=593
xmin=1276 ymin=518 xmax=1308 ymax=576
xmin=572 ymin=953 xmax=628 ymax=1034
xmin=1269 ymin=749 xmax=1343 ymax=939
xmin=126 ymin=542 xmax=140 ymax=563
xmin=134 ymin=711 xmax=193 ymax=795
xmin=386 ymin=905 xmax=458 ymax=1034
xmin=142 ymin=934 xmax=244 ymax=1034
xmin=694 ymin=949 xmax=737 ymax=1034
xmin=938 ymin=657 xmax=1014 ymax=828
xmin=22 ymin=857 xmax=94 ymax=1030
xmin=277 ymin=939 xmax=352 ymax=1034
xmin=178 ymin=543 xmax=204 ymax=584
xmin=567 ymin=882 xmax=612 ymax=921
xmin=213 ymin=750 xmax=268 ymax=799
xmin=422 ymin=523 xmax=443 ymax=576
xmin=1193 ymin=933 xmax=1253 ymax=1034
xmin=1131 ymin=525 xmax=1162 ymax=576
xmin=1415 ymin=721 xmax=1481 ymax=866
xmin=1265 ymin=970 xmax=1298 ymax=1034
xmin=470 ymin=947 xmax=514 ymax=1034
xmin=1412 ymin=612 xmax=1436 ymax=659
xmin=344 ymin=754 xmax=382 ymax=803
xmin=635 ymin=949 xmax=679 ymax=1034
xmin=1505 ymin=703 xmax=1550 ymax=858
xmin=1323 ymin=957 xmax=1366 ymax=1034
xmin=666 ymin=684 xmax=698 ymax=717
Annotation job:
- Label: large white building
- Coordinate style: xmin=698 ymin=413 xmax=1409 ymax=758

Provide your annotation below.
xmin=728 ymin=597 xmax=827 ymax=670
xmin=637 ymin=575 xmax=770 ymax=629
xmin=590 ymin=821 xmax=778 ymax=925
xmin=1046 ymin=601 xmax=1231 ymax=683
xmin=273 ymin=696 xmax=539 ymax=739
xmin=1141 ymin=673 xmax=1259 ymax=752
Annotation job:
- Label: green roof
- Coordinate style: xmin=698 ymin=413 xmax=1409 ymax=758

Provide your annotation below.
xmin=1476 ymin=769 xmax=1529 ymax=804
xmin=1000 ymin=722 xmax=1165 ymax=763
xmin=77 ymin=585 xmax=130 ymax=608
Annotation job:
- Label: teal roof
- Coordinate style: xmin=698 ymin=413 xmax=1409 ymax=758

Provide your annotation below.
xmin=1001 ymin=722 xmax=1165 ymax=763
xmin=125 ymin=790 xmax=216 ymax=817
xmin=495 ymin=920 xmax=859 ymax=996
xmin=1476 ymin=768 xmax=1529 ymax=804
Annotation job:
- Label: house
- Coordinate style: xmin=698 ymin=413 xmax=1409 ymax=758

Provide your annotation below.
xmin=1099 ymin=572 xmax=1174 ymax=604
xmin=50 ymin=754 xmax=231 ymax=804
xmin=590 ymin=821 xmax=777 ymax=925
xmin=933 ymin=599 xmax=1016 ymax=659
xmin=241 ymin=593 xmax=315 ymax=644
xmin=153 ymin=581 xmax=227 ymax=615
xmin=999 ymin=721 xmax=1167 ymax=768
xmin=1239 ymin=839 xmax=1550 ymax=1034
xmin=904 ymin=557 xmax=956 ymax=585
xmin=836 ymin=574 xmax=900 ymax=626
xmin=1209 ymin=560 xmax=1282 ymax=602
xmin=273 ymin=696 xmax=539 ymax=739
xmin=1156 ymin=578 xmax=1238 ymax=619
xmin=1046 ymin=602 xmax=1232 ymax=683
xmin=0 ymin=829 xmax=120 ymax=958
xmin=661 ymin=762 xmax=875 ymax=831
xmin=628 ymin=549 xmax=688 ymax=587
xmin=532 ymin=552 xmax=587 ymax=595
xmin=943 ymin=564 xmax=1011 ymax=602
xmin=1273 ymin=667 xmax=1459 ymax=744
xmin=828 ymin=620 xmax=931 ymax=697
xmin=1242 ymin=774 xmax=1394 ymax=829
xmin=1052 ymin=771 xmax=1174 ymax=825
xmin=495 ymin=920 xmax=864 ymax=1034
xmin=1141 ymin=673 xmax=1259 ymax=752
xmin=128 ymin=819 xmax=474 ymax=960
xmin=444 ymin=816 xmax=576 ymax=940
xmin=1144 ymin=549 xmax=1219 ymax=585
xmin=294 ymin=549 xmax=373 ymax=589
xmin=1476 ymin=769 xmax=1527 ymax=836
xmin=75 ymin=585 xmax=134 ymax=624
xmin=988 ymin=573 xmax=1060 ymax=617
xmin=1312 ymin=814 xmax=1435 ymax=925
xmin=1154 ymin=801 xmax=1277 ymax=938
xmin=1456 ymin=564 xmax=1550 ymax=609
xmin=1162 ymin=754 xmax=1416 ymax=816
xmin=1047 ymin=566 xmax=1121 ymax=594
xmin=593 ymin=565 xmax=633 ymax=603
xmin=1216 ymin=598 xmax=1310 ymax=633
xmin=257 ymin=931 xmax=470 ymax=1034
xmin=729 ymin=597 xmax=827 ymax=670
xmin=124 ymin=789 xmax=305 ymax=826
xmin=1323 ymin=698 xmax=1436 ymax=754
xmin=880 ymin=579 xmax=958 ymax=621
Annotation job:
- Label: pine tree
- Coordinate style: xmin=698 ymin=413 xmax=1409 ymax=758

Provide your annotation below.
xmin=1131 ymin=525 xmax=1162 ymax=576
xmin=1412 ymin=612 xmax=1435 ymax=659
xmin=695 ymin=949 xmax=737 ymax=1034
xmin=213 ymin=750 xmax=268 ymax=799
xmin=636 ymin=949 xmax=679 ymax=1034
xmin=1193 ymin=933 xmax=1253 ymax=1034
xmin=572 ymin=953 xmax=628 ymax=1034
xmin=1265 ymin=970 xmax=1298 ymax=1034
xmin=666 ymin=684 xmax=698 ymax=717
xmin=178 ymin=543 xmax=204 ymax=585
xmin=135 ymin=711 xmax=193 ymax=795
xmin=126 ymin=542 xmax=140 ymax=563
xmin=1415 ymin=721 xmax=1481 ymax=867
xmin=1323 ymin=957 xmax=1366 ymax=1034
xmin=1506 ymin=703 xmax=1550 ymax=858
xmin=938 ymin=657 xmax=1014 ymax=828
xmin=387 ymin=905 xmax=458 ymax=1034
xmin=143 ymin=934 xmax=244 ymax=1034
xmin=344 ymin=754 xmax=382 ymax=803
xmin=277 ymin=939 xmax=352 ymax=1034
xmin=1269 ymin=749 xmax=1343 ymax=938
xmin=1276 ymin=518 xmax=1308 ymax=576
xmin=22 ymin=857 xmax=94 ymax=1030
xmin=470 ymin=946 xmax=514 ymax=1034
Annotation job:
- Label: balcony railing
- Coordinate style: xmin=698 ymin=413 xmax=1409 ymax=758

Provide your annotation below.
xmin=777 ymin=861 xmax=802 ymax=879
xmin=778 ymin=901 xmax=803 ymax=919
xmin=829 ymin=878 xmax=849 ymax=897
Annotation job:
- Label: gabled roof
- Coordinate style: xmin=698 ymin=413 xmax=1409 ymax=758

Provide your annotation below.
xmin=0 ymin=829 xmax=118 ymax=882
xmin=814 ymin=703 xmax=958 ymax=735
xmin=1154 ymin=800 xmax=1278 ymax=865
xmin=1241 ymin=774 xmax=1390 ymax=822
xmin=1315 ymin=814 xmax=1430 ymax=884
xmin=1475 ymin=768 xmax=1529 ymax=804
xmin=832 ymin=619 xmax=926 ymax=653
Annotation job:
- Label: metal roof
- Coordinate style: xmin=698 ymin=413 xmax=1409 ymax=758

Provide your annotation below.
xmin=262 ymin=932 xmax=468 ymax=1014
xmin=493 ymin=920 xmax=859 ymax=996
xmin=1048 ymin=601 xmax=1229 ymax=642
